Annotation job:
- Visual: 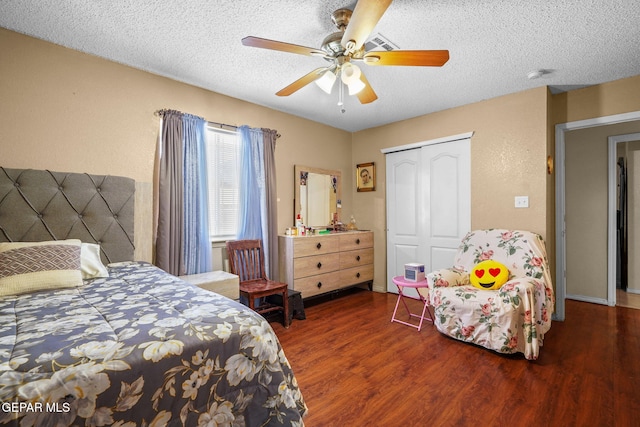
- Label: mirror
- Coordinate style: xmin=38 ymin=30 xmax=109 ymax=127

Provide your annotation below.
xmin=294 ymin=165 xmax=341 ymax=227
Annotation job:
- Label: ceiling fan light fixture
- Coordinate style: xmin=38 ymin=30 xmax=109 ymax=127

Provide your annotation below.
xmin=340 ymin=62 xmax=362 ymax=85
xmin=315 ymin=69 xmax=337 ymax=94
xmin=347 ymin=78 xmax=366 ymax=95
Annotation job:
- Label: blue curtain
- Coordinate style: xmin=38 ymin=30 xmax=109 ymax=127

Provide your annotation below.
xmin=237 ymin=125 xmax=278 ymax=278
xmin=237 ymin=126 xmax=264 ymax=241
xmin=182 ymin=114 xmax=212 ymax=274
xmin=156 ymin=110 xmax=211 ymax=276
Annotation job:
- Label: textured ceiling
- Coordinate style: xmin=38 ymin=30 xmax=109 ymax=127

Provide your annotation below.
xmin=1 ymin=0 xmax=639 ymax=132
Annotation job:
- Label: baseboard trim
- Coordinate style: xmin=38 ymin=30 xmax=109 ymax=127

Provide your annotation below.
xmin=566 ymin=294 xmax=610 ymax=306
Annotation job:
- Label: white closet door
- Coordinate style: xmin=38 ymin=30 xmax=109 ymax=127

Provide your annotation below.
xmin=386 ymin=149 xmax=424 ymax=295
xmin=386 ymin=138 xmax=470 ymax=296
xmin=422 ymin=139 xmax=471 ymax=272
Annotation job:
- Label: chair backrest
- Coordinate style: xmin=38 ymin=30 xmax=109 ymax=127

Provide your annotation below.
xmin=453 ymin=229 xmax=552 ymax=287
xmin=226 ymin=239 xmax=267 ymax=282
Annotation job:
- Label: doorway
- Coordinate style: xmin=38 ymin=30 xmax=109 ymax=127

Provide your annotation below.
xmin=555 ymin=112 xmax=640 ymax=320
xmin=610 ymin=133 xmax=640 ymax=309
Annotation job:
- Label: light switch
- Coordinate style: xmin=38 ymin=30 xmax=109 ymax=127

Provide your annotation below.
xmin=515 ymin=196 xmax=529 ymax=208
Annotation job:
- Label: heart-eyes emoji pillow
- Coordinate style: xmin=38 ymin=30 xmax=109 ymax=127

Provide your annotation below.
xmin=469 ymin=260 xmax=509 ymax=290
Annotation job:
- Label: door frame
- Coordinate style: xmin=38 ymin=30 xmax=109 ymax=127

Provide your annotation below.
xmin=381 ymin=132 xmax=474 ymax=155
xmin=608 ymin=132 xmax=640 ymax=299
xmin=555 ymin=111 xmax=640 ymax=321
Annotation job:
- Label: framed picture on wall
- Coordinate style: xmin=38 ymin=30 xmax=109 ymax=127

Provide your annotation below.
xmin=356 ymin=162 xmax=375 ymax=192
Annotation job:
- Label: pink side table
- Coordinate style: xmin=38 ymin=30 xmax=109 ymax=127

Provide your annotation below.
xmin=391 ymin=275 xmax=433 ymax=331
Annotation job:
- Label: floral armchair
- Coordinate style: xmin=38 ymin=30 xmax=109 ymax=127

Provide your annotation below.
xmin=426 ymin=229 xmax=554 ymax=360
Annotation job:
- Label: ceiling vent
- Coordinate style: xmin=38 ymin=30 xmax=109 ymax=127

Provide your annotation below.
xmin=364 ymin=33 xmax=399 ymax=52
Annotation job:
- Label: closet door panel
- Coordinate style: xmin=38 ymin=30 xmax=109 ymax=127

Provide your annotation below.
xmin=422 ymin=139 xmax=471 ymax=272
xmin=386 ymin=150 xmax=424 ymax=296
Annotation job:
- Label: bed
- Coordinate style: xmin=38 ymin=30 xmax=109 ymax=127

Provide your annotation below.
xmin=0 ymin=167 xmax=307 ymax=426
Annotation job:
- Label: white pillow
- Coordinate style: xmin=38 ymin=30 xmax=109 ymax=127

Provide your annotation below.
xmin=0 ymin=239 xmax=83 ymax=296
xmin=81 ymin=243 xmax=109 ymax=279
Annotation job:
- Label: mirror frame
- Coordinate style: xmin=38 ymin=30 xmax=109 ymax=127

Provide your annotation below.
xmin=294 ymin=165 xmax=342 ymax=227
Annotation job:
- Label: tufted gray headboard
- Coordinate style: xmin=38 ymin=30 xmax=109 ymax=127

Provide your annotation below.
xmin=0 ymin=167 xmax=135 ymax=263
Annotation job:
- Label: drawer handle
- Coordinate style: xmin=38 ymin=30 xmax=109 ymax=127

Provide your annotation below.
xmin=356 ymin=255 xmax=361 ymax=261
xmin=317 ymin=243 xmax=322 ymax=249
xmin=317 ymin=262 xmax=322 ymax=269
xmin=356 ymin=272 xmax=361 ymax=278
xmin=317 ymin=282 xmax=322 ymax=288
xmin=356 ymin=238 xmax=360 ymax=244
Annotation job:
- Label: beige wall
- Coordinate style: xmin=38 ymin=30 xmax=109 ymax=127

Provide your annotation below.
xmin=0 ymin=29 xmax=353 ymax=264
xmin=350 ymin=74 xmax=640 ymax=295
xmin=552 ymin=75 xmax=640 ymax=125
xmin=352 ymin=87 xmax=551 ymax=291
xmin=4 ymin=28 xmax=640 ymax=298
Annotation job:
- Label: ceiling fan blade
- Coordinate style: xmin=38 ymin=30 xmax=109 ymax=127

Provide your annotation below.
xmin=341 ymin=0 xmax=392 ymax=52
xmin=357 ymin=73 xmax=378 ymax=104
xmin=363 ymin=50 xmax=450 ymax=66
xmin=276 ymin=67 xmax=328 ymax=96
xmin=242 ymin=36 xmax=328 ymax=57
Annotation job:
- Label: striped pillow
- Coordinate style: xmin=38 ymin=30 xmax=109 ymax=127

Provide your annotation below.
xmin=0 ymin=240 xmax=83 ymax=296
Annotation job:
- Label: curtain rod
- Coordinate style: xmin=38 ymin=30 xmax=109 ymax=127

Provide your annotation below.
xmin=154 ymin=109 xmax=280 ymax=138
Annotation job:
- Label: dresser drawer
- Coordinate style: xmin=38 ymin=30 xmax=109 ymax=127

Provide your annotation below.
xmin=294 ymin=253 xmax=340 ymax=279
xmin=293 ymin=235 xmax=339 ymax=257
xmin=340 ymin=264 xmax=374 ymax=286
xmin=339 ymin=248 xmax=374 ymax=269
xmin=339 ymin=232 xmax=373 ymax=251
xmin=295 ymin=271 xmax=342 ymax=298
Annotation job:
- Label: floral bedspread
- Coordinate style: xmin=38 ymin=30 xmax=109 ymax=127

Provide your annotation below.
xmin=0 ymin=262 xmax=307 ymax=426
xmin=426 ymin=230 xmax=554 ymax=360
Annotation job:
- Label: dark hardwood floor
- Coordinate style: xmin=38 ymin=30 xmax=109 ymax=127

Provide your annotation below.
xmin=270 ymin=289 xmax=640 ymax=427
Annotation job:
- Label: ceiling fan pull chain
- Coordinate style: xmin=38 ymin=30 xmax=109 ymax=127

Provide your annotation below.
xmin=338 ymin=73 xmax=346 ymax=113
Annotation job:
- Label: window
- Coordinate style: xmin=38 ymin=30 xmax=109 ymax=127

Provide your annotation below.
xmin=205 ymin=126 xmax=240 ymax=241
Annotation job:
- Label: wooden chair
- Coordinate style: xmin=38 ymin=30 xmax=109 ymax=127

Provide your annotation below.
xmin=226 ymin=239 xmax=289 ymax=328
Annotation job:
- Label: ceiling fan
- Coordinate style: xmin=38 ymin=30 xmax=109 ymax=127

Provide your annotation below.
xmin=241 ymin=0 xmax=449 ymax=106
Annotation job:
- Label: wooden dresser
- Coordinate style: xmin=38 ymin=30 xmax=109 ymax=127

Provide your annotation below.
xmin=278 ymin=231 xmax=374 ymax=298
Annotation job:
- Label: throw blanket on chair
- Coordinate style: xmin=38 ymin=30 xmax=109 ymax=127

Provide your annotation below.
xmin=426 ymin=229 xmax=554 ymax=360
